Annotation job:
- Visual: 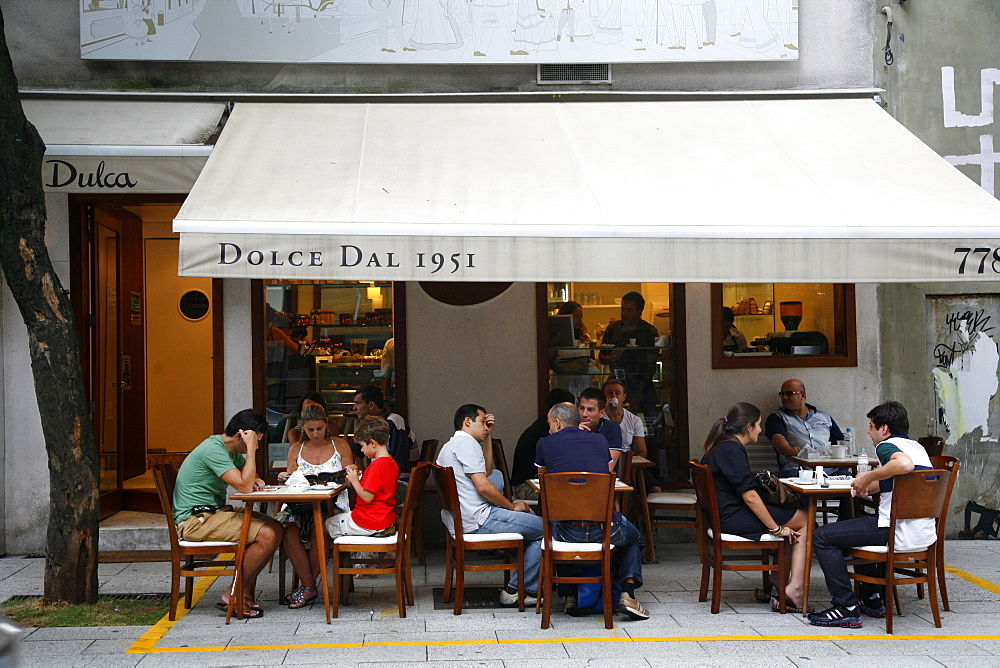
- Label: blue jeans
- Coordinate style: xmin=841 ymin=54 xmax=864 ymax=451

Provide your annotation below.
xmin=552 ymin=511 xmax=644 ymax=590
xmin=813 ymin=514 xmax=888 ymax=608
xmin=473 ymin=506 xmax=544 ymax=595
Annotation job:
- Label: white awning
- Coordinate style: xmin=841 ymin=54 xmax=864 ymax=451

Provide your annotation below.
xmin=175 ymin=99 xmax=1000 ymax=282
xmin=23 ymin=100 xmax=225 ymax=193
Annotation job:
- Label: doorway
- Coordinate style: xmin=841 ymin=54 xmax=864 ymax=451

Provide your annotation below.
xmin=73 ymin=199 xmax=222 ymax=517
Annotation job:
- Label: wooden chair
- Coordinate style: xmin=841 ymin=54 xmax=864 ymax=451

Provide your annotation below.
xmin=419 ymin=439 xmax=440 ymax=463
xmin=331 ymin=461 xmax=431 ymax=618
xmin=847 ymin=468 xmax=951 ymax=634
xmin=690 ymin=461 xmax=788 ymax=614
xmin=642 ymin=482 xmax=697 ymax=564
xmin=491 ymin=438 xmax=512 ymax=499
xmin=151 ymin=464 xmax=238 ymax=621
xmin=538 ymin=471 xmax=617 ymax=630
xmin=918 ymin=436 xmax=945 ymax=458
xmin=928 ymin=456 xmax=960 ymax=610
xmin=431 ymin=463 xmax=525 ymax=615
xmin=892 ymin=457 xmax=960 ymax=613
xmin=410 ymin=439 xmax=439 ymax=565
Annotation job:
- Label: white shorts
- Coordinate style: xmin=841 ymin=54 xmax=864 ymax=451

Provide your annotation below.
xmin=325 ymin=511 xmax=382 ymax=539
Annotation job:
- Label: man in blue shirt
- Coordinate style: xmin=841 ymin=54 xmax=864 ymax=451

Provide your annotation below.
xmin=535 ymin=402 xmax=649 ymax=621
xmin=578 ymin=387 xmax=623 ymax=473
xmin=765 ymin=378 xmax=844 ymax=478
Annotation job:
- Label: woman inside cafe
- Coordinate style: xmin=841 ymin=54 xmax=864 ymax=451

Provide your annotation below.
xmin=700 ymin=402 xmax=810 ymax=613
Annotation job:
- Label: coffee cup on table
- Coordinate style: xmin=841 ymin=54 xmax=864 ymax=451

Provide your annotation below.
xmin=831 ymin=445 xmax=847 ymax=458
xmin=799 ymin=469 xmax=815 ymax=482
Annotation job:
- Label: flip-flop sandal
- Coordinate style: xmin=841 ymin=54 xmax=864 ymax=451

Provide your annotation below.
xmin=215 ymin=601 xmax=265 ymax=618
xmin=770 ymin=595 xmax=810 ymax=614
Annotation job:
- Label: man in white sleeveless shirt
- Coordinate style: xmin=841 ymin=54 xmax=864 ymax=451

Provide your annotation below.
xmin=808 ymin=401 xmax=935 ymax=629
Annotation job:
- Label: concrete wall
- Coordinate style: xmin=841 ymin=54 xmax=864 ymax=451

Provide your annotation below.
xmin=875 ymin=0 xmax=1000 ymax=196
xmin=685 ymin=283 xmax=882 ymax=463
xmin=222 ymin=279 xmax=255 ymax=419
xmin=879 ymin=281 xmax=1000 ymax=537
xmin=403 ymin=282 xmax=539 ymax=454
xmin=4 ymin=0 xmax=874 ymax=93
xmin=873 ymin=0 xmax=1000 ymax=538
xmin=1 ymin=193 xmax=72 ymax=554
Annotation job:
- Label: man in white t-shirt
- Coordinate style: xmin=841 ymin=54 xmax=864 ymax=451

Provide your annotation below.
xmin=603 ymin=379 xmax=663 ymax=491
xmin=808 ymin=401 xmax=935 ymax=629
xmin=436 ymin=404 xmax=544 ymax=607
xmin=602 ymin=379 xmax=646 ymax=455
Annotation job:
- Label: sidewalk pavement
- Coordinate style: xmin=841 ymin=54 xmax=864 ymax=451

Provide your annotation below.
xmin=3 ymin=540 xmax=1000 ymax=667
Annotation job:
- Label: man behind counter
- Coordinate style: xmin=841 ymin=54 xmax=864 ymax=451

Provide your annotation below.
xmin=599 ymin=291 xmax=660 ymax=421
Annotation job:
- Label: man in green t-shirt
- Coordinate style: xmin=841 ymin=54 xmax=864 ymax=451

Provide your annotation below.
xmin=173 ymin=409 xmax=282 ymax=618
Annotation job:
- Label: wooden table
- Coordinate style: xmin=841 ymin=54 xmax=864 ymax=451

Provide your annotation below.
xmin=229 ymin=484 xmax=346 ymax=623
xmin=788 ymin=455 xmax=878 ymax=473
xmin=630 ymin=456 xmax=656 ymax=562
xmin=780 ymin=477 xmax=855 ymax=616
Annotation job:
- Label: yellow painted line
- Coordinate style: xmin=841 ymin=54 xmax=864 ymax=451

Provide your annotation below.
xmin=125 ymin=560 xmax=1000 ymax=655
xmin=127 ymin=557 xmax=235 ymax=654
xmin=946 ymin=564 xmax=1000 ymax=596
xmin=134 ymin=633 xmax=1000 ymax=653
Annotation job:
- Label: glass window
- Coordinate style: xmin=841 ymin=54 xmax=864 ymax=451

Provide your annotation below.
xmin=546 ymin=282 xmax=685 ymax=482
xmin=713 ymin=283 xmax=857 ymax=369
xmin=262 ymin=280 xmax=396 ymax=440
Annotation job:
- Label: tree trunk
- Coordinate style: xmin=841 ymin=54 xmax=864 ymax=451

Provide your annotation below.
xmin=0 ymin=7 xmax=99 ymax=604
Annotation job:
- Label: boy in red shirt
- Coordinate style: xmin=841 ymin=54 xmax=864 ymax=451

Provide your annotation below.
xmin=325 ymin=416 xmax=399 ymax=538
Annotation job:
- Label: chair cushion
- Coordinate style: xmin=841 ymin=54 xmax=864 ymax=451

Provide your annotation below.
xmin=461 ymin=532 xmax=524 ymax=543
xmin=333 ymin=534 xmax=398 ymax=545
xmin=542 ymin=540 xmax=617 ymax=552
xmin=178 ymin=540 xmax=239 ymax=547
xmin=854 ymin=540 xmax=935 ymax=554
xmin=647 ymin=492 xmax=697 ymax=505
xmin=707 ymin=528 xmax=783 ymax=542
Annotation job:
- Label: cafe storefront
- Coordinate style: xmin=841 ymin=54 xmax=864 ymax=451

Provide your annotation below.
xmin=7 ymin=92 xmax=1000 ymax=552
xmin=173 ymin=95 xmax=1000 ymax=490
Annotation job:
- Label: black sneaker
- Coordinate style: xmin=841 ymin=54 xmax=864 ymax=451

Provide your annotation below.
xmin=807 ymin=605 xmax=863 ymax=628
xmin=860 ymin=597 xmax=886 ymax=618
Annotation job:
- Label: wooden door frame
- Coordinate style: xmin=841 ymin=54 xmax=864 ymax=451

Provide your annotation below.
xmin=534 ymin=282 xmax=690 ymax=480
xmin=69 ymin=194 xmax=222 ymax=515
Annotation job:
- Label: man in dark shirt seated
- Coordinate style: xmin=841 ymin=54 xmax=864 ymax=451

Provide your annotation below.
xmin=535 ymin=402 xmax=649 ymax=621
xmin=578 ymin=387 xmax=623 ymax=473
xmin=511 ymin=388 xmax=575 ymax=501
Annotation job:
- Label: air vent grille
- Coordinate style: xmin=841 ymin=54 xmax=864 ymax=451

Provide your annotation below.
xmin=537 ymin=63 xmax=611 ymax=84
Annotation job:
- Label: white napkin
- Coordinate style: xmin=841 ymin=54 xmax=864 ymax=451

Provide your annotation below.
xmin=285 ymin=470 xmax=309 ymax=487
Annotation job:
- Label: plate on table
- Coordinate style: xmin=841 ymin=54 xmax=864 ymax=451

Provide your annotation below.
xmin=308 ymin=484 xmax=335 ymax=491
xmin=787 ymin=478 xmax=817 ymax=485
xmin=282 ymin=485 xmax=309 ymax=493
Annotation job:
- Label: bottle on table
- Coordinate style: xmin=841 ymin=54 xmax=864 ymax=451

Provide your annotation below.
xmin=844 ymin=428 xmax=855 ymax=456
xmin=857 ymin=448 xmax=871 ymax=474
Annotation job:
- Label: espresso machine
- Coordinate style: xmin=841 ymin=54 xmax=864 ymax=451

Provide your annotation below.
xmin=750 ymin=301 xmax=830 ymax=354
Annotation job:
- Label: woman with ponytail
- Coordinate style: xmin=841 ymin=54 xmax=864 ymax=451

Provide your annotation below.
xmin=701 ymin=402 xmax=810 ymax=613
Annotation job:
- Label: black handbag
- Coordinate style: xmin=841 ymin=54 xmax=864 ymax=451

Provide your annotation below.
xmin=754 ymin=470 xmax=801 ymax=509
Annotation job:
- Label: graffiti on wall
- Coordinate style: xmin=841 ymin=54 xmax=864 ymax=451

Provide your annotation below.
xmin=928 ymin=295 xmax=1000 ymax=538
xmin=941 ymin=66 xmax=1000 ymax=196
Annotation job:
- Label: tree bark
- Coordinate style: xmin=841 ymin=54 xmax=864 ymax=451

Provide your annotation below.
xmin=0 ymin=7 xmax=99 ymax=604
